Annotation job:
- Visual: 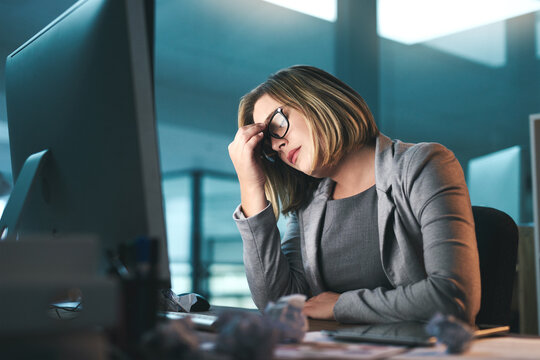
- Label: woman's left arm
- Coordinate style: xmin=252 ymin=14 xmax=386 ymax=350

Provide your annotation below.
xmin=332 ymin=143 xmax=481 ymax=324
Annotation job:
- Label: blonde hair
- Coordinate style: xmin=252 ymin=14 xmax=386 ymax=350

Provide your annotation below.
xmin=238 ymin=65 xmax=379 ymax=217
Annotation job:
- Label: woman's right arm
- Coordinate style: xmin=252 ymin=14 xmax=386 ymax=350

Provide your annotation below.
xmin=229 ymin=123 xmax=309 ymax=308
xmin=227 ymin=122 xmax=267 ymax=217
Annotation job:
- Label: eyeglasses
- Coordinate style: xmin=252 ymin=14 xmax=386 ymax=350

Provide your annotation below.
xmin=262 ymin=108 xmax=290 ymax=162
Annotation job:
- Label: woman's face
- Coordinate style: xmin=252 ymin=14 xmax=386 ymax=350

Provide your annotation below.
xmin=253 ymin=94 xmax=317 ymax=176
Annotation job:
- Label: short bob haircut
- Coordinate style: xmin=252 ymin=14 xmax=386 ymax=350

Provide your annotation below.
xmin=238 ymin=65 xmax=379 ymax=217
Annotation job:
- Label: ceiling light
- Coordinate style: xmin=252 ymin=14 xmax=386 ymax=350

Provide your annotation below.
xmin=263 ymin=0 xmax=337 ymax=22
xmin=378 ymin=0 xmax=540 ymax=44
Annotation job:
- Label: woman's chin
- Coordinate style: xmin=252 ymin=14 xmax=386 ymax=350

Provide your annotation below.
xmin=308 ymin=163 xmax=335 ymax=179
xmin=304 ymin=166 xmax=325 ymax=178
xmin=291 ymin=158 xmax=326 ymax=178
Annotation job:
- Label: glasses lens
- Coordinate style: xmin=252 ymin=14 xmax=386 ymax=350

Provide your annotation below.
xmin=269 ymin=111 xmax=288 ymax=138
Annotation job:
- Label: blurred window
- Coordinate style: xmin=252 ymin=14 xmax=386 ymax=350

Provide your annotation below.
xmin=163 ymin=171 xmax=287 ymax=308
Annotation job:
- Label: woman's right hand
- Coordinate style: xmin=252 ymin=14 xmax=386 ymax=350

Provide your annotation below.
xmin=228 ymin=123 xmax=268 ymax=217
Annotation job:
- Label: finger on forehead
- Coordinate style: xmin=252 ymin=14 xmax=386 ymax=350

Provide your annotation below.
xmin=243 ymin=121 xmax=265 ymax=128
xmin=239 ymin=122 xmax=266 ymax=137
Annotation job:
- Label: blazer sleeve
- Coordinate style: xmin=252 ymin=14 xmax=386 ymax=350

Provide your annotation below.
xmin=233 ymin=204 xmax=310 ymax=309
xmin=334 ymin=143 xmax=481 ymax=325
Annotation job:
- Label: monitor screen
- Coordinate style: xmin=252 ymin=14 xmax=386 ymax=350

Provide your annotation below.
xmin=2 ymin=0 xmax=170 ymax=283
xmin=467 ymin=145 xmax=521 ymax=224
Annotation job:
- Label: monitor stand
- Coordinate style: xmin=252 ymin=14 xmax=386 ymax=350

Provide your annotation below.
xmin=0 ymin=149 xmax=50 ymax=242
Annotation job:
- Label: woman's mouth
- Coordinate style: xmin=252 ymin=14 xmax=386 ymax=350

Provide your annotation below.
xmin=287 ymin=147 xmax=301 ymax=165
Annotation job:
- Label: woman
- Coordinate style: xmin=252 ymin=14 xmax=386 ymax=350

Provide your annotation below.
xmin=228 ymin=65 xmax=480 ymax=325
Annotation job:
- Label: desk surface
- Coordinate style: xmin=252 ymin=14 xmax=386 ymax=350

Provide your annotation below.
xmin=276 ymin=331 xmax=540 ymax=359
xmin=203 ymin=306 xmax=540 ymax=359
xmin=392 ymin=336 xmax=540 ymax=359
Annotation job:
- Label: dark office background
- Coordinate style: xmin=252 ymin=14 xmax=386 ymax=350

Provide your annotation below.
xmin=0 ymin=0 xmax=539 ymax=307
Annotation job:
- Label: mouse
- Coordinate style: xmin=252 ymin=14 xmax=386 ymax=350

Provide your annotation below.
xmin=176 ymin=292 xmax=211 ymax=312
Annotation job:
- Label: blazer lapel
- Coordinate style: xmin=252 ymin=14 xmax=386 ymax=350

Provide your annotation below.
xmin=299 ymin=177 xmax=333 ymax=295
xmin=376 ymin=187 xmax=397 ymax=285
xmin=375 ymin=134 xmax=399 ymax=286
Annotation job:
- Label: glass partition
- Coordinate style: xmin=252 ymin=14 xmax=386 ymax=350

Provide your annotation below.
xmin=163 ymin=170 xmax=287 ymax=308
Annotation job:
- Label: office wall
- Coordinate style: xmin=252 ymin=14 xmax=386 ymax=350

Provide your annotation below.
xmin=379 ymin=12 xmax=540 ymax=222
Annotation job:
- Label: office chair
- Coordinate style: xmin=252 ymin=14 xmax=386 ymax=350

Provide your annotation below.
xmin=472 ymin=206 xmax=519 ymax=326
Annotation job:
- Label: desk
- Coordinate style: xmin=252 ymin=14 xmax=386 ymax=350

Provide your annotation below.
xmin=392 ymin=336 xmax=540 ymax=359
xmin=291 ymin=321 xmax=540 ymax=360
xmin=195 ymin=308 xmax=540 ymax=359
xmin=3 ymin=306 xmax=538 ymax=359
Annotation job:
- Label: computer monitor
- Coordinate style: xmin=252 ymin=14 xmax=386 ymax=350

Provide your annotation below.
xmin=467 ymin=146 xmax=522 ymax=224
xmin=530 ymin=113 xmax=540 ymax=334
xmin=1 ymin=0 xmax=170 ymax=284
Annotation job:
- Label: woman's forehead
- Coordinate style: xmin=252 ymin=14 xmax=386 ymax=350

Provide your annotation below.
xmin=253 ymin=94 xmax=282 ymax=124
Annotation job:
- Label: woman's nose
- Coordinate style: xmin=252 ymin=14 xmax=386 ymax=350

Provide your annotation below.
xmin=271 ymin=136 xmax=287 ymax=152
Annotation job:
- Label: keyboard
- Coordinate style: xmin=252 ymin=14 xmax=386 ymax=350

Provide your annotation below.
xmin=159 ymin=311 xmax=219 ymax=331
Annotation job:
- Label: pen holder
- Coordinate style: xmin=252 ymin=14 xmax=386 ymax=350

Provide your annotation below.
xmin=114 ymin=237 xmax=160 ymax=355
xmin=118 ymin=276 xmax=159 ymax=354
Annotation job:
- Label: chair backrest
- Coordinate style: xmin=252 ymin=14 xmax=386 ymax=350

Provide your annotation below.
xmin=472 ymin=206 xmax=519 ymax=326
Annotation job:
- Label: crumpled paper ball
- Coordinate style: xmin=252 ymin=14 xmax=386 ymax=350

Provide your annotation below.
xmin=425 ymin=312 xmax=474 ymax=354
xmin=140 ymin=318 xmax=202 ymax=360
xmin=158 ymin=288 xmax=210 ymax=312
xmin=212 ymin=294 xmax=308 ymax=359
xmin=158 ymin=288 xmax=182 ymax=312
xmin=214 ymin=311 xmax=278 ymax=360
xmin=264 ymin=294 xmax=308 ymax=343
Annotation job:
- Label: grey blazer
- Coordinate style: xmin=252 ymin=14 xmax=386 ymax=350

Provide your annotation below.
xmin=233 ymin=134 xmax=481 ymax=325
